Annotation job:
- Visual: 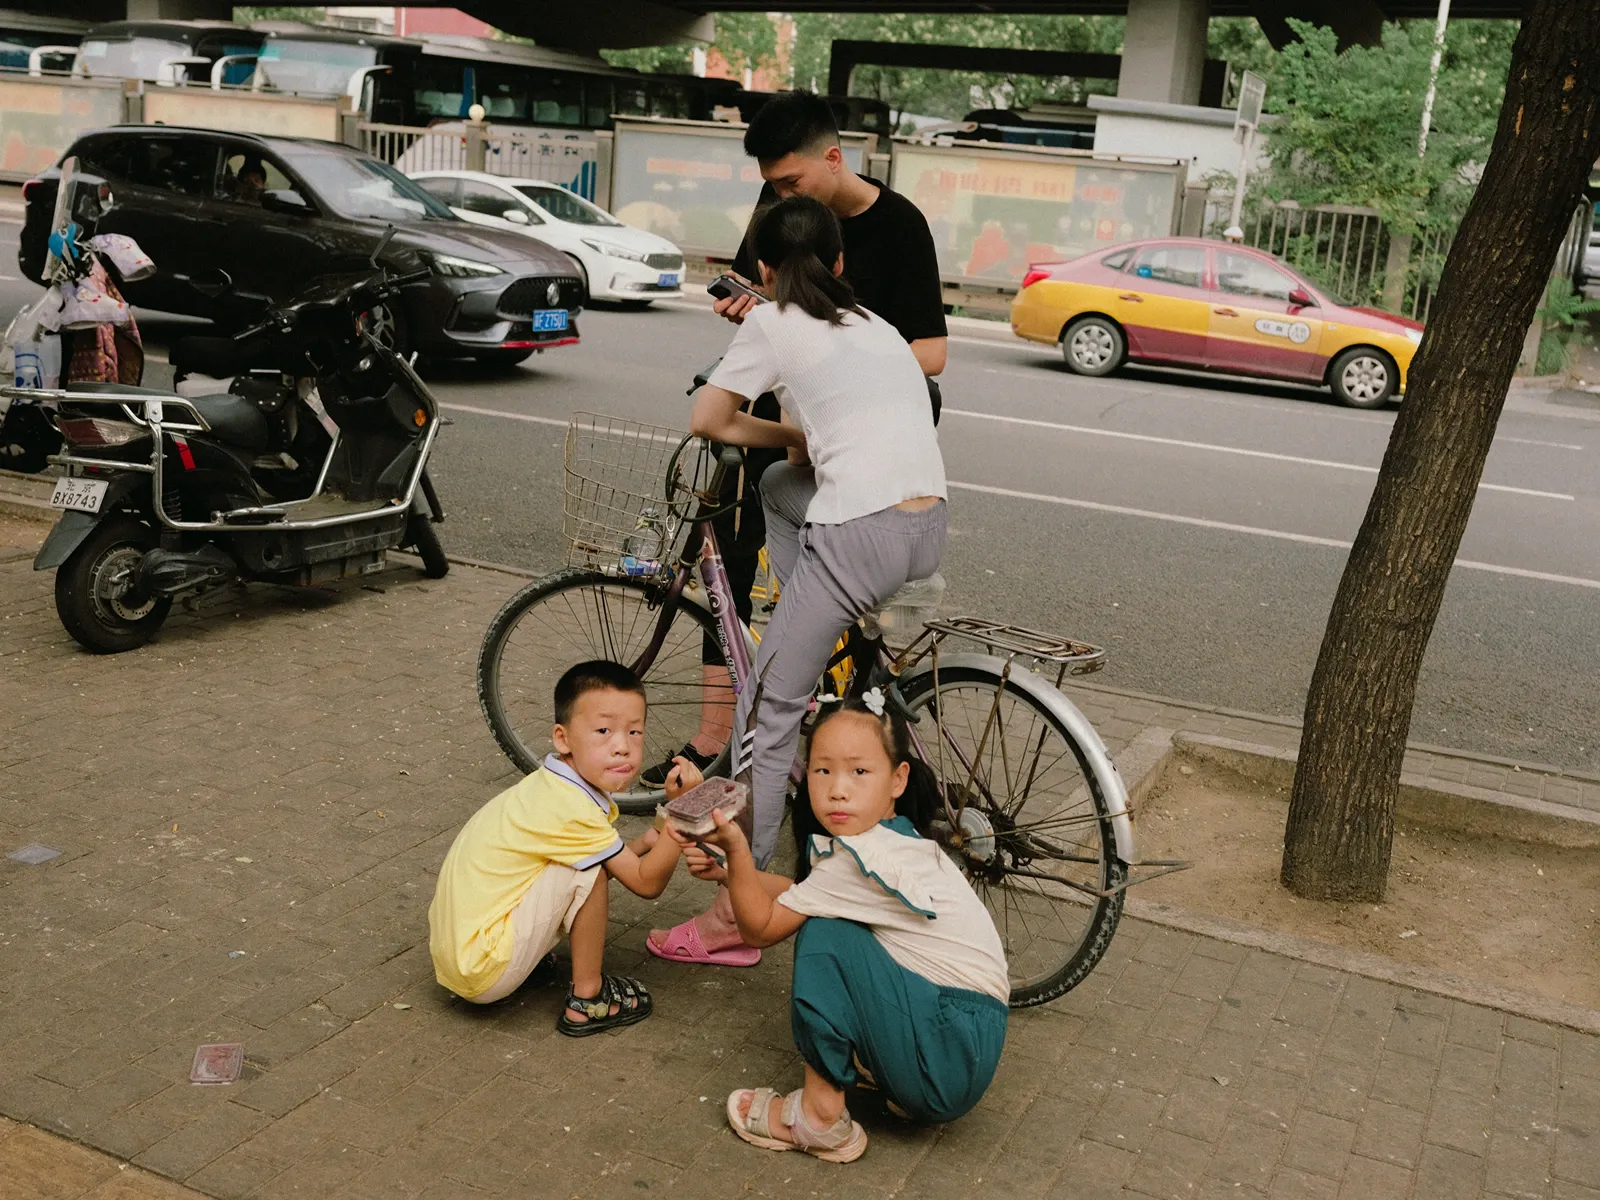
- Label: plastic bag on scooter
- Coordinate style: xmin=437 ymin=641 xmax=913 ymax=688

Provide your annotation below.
xmin=59 ymin=272 xmax=130 ymax=330
xmin=11 ymin=333 xmax=62 ymax=389
xmin=86 ymin=233 xmax=156 ymax=282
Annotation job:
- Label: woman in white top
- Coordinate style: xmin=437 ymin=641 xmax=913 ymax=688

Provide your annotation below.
xmin=648 ymin=196 xmax=948 ymax=969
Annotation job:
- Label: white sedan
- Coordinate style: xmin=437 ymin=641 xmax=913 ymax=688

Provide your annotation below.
xmin=409 ymin=170 xmax=685 ymax=305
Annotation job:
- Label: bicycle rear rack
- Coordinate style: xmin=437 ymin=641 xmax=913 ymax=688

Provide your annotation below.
xmin=921 ymin=616 xmax=1108 ymax=675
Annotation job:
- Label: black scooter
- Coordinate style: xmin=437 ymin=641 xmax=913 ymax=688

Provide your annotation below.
xmin=18 ymin=230 xmax=449 ymax=653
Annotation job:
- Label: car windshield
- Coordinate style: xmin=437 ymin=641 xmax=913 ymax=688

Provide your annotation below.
xmin=255 ymin=39 xmax=376 ymax=96
xmin=515 ymin=184 xmax=619 ymax=227
xmin=278 ymin=149 xmax=455 ymax=221
xmin=77 ymin=36 xmax=192 ymax=81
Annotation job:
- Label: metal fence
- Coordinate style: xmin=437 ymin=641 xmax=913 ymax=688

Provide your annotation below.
xmin=1204 ymin=196 xmax=1457 ymax=322
xmin=358 ymin=122 xmax=608 ymax=204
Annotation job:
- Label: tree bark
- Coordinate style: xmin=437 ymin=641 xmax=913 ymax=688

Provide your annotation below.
xmin=1281 ymin=2 xmax=1600 ymax=902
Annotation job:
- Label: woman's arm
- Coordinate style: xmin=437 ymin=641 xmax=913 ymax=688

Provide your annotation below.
xmin=690 ymin=384 xmax=804 ymax=451
xmin=909 ymin=336 xmax=948 ymax=377
xmin=780 ymin=408 xmax=809 ymax=466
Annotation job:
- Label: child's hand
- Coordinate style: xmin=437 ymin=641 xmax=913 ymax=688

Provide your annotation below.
xmin=662 ymin=756 xmax=705 ymax=801
xmin=681 ymin=843 xmax=728 ymax=883
xmin=701 ymin=807 xmax=749 ymax=857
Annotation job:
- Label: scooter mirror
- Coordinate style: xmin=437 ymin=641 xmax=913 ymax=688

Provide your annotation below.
xmin=370 ymin=224 xmax=396 ymax=269
xmin=191 ymin=268 xmax=233 ymax=298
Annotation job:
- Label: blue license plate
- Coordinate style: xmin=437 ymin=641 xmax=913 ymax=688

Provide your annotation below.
xmin=532 ymin=309 xmax=568 ymax=332
xmin=658 ymin=273 xmax=680 ymax=288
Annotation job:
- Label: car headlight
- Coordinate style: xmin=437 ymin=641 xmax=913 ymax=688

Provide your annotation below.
xmin=429 ymin=253 xmax=503 ymax=278
xmin=581 ymin=237 xmax=647 ymax=263
xmin=1405 ymin=329 xmax=1423 ymax=345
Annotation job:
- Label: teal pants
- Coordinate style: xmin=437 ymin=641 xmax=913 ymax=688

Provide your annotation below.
xmin=790 ymin=917 xmax=1008 ymax=1124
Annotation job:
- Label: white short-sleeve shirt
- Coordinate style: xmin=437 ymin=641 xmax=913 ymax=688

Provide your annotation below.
xmin=777 ymin=820 xmax=1009 ymax=1002
xmin=706 ymin=302 xmax=946 ymax=526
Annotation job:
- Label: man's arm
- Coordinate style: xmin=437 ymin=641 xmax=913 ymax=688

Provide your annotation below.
xmin=909 ymin=337 xmax=948 ymax=377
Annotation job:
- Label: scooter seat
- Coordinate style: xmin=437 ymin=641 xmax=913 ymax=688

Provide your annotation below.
xmin=64 ymin=382 xmax=269 ymax=449
xmin=189 ymin=394 xmax=270 ymax=450
xmin=170 ymin=334 xmax=277 ymax=379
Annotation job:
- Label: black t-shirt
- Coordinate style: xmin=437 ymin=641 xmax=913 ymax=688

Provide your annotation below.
xmin=732 ymin=178 xmax=947 ymax=345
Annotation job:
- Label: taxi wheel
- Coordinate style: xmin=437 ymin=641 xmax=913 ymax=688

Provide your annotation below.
xmin=1061 ymin=317 xmax=1125 ymax=377
xmin=1329 ymin=347 xmax=1397 ymax=408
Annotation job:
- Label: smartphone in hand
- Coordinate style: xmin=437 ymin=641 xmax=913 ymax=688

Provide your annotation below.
xmin=707 ymin=274 xmax=766 ymax=304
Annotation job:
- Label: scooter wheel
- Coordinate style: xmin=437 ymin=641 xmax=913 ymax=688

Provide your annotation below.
xmin=406 ymin=507 xmax=449 ymax=579
xmin=55 ymin=514 xmax=171 ymax=654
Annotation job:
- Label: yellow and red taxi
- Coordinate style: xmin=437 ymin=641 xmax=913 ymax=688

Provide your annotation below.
xmin=1010 ymin=237 xmax=1425 ymax=408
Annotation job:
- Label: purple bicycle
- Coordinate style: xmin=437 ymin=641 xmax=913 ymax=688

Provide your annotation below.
xmin=476 ymin=411 xmax=1168 ymax=1005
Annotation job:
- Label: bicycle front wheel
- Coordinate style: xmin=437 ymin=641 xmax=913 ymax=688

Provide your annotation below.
xmin=899 ymin=665 xmax=1126 ymax=1007
xmin=477 ymin=569 xmax=736 ymax=813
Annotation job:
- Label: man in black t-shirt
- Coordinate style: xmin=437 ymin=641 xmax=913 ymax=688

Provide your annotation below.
xmin=719 ymin=93 xmax=947 ymax=373
xmin=643 ymin=92 xmax=948 ymax=794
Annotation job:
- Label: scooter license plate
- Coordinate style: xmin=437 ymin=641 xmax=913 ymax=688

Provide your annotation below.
xmin=532 ymin=309 xmax=569 ymax=332
xmin=50 ymin=477 xmax=108 ymax=513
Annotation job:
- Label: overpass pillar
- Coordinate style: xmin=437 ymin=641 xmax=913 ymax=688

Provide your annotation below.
xmin=125 ymin=0 xmax=232 ymax=17
xmin=1117 ymin=0 xmax=1211 ymax=106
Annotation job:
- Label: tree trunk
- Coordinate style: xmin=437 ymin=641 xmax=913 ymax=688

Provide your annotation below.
xmin=1281 ymin=3 xmax=1600 ymax=902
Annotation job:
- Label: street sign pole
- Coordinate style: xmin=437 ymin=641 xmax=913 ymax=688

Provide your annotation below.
xmin=1225 ymin=70 xmax=1266 ymax=243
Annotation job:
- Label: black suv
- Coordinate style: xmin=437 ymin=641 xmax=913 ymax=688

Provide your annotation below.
xmin=19 ymin=127 xmax=583 ymax=365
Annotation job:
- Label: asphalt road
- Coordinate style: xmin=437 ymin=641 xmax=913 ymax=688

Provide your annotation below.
xmin=4 ymin=221 xmax=1597 ymax=774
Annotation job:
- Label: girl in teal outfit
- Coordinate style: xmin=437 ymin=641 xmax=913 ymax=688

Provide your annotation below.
xmin=676 ymin=694 xmax=1009 ymax=1163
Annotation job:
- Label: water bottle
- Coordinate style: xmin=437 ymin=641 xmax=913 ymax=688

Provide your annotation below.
xmin=864 ymin=574 xmax=947 ymax=644
xmin=13 ymin=344 xmax=43 ymax=390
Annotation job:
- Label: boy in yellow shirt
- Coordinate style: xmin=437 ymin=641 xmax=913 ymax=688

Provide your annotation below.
xmin=429 ymin=660 xmax=700 ymax=1034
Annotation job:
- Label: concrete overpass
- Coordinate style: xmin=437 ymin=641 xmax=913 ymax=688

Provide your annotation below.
xmin=15 ymin=0 xmax=1522 ymax=109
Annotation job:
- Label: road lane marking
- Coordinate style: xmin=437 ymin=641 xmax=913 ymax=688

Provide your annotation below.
xmin=947 ymin=481 xmax=1600 ymax=591
xmin=1499 ymin=436 xmax=1584 ymax=450
xmin=942 ymin=408 xmax=1573 ymax=501
xmin=439 ymin=401 xmax=566 ymax=428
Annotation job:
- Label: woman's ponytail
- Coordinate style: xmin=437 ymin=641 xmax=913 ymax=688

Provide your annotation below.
xmin=752 ymin=195 xmax=862 ymax=326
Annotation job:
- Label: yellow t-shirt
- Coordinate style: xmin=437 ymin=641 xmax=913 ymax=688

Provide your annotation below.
xmin=428 ymin=755 xmax=623 ymax=999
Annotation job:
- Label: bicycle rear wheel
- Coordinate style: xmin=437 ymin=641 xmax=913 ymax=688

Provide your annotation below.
xmin=477 ymin=569 xmax=735 ymax=813
xmin=898 ymin=665 xmax=1126 ymax=1007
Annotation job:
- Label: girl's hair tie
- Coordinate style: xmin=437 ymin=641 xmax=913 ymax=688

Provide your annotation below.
xmin=862 ymin=687 xmax=886 ymax=717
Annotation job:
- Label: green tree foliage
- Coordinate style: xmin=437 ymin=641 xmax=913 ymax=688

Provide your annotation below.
xmin=602 ymin=13 xmax=778 ymax=77
xmin=231 ymin=6 xmax=326 ymax=22
xmin=788 ymin=14 xmax=1123 ymax=124
xmin=1258 ymin=18 xmax=1517 ymax=231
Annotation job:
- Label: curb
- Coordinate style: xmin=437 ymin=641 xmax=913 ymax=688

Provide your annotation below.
xmin=1123 ymin=898 xmax=1600 ymax=1037
xmin=1117 ymin=732 xmax=1600 ymax=1036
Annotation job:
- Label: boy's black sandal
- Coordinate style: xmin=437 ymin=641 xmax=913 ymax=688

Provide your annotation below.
xmin=557 ymin=974 xmax=653 ymax=1037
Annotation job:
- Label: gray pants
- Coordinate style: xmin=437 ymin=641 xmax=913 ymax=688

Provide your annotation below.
xmin=735 ymin=461 xmax=947 ymax=866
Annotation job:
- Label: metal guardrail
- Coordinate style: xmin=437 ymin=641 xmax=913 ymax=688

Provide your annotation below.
xmin=358 ymin=120 xmax=608 ymax=203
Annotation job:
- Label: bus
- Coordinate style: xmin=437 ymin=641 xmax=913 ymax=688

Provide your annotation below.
xmin=71 ymin=20 xmax=887 ymax=138
xmin=73 ymin=19 xmax=741 ymax=129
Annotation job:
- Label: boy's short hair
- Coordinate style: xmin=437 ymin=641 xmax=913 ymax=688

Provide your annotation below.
xmin=554 ymin=659 xmax=645 ymax=726
xmin=744 ymin=91 xmax=841 ymax=161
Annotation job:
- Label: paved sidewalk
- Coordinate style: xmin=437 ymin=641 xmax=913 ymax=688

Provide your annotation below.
xmin=2 ymin=514 xmax=1598 ymax=1200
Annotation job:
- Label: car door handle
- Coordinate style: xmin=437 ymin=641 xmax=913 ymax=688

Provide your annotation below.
xmin=1117 ymin=293 xmax=1144 ymax=302
xmin=1213 ymin=307 xmax=1239 ymax=317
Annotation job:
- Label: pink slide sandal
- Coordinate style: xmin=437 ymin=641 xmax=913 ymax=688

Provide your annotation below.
xmin=647 ymin=918 xmax=762 ymax=967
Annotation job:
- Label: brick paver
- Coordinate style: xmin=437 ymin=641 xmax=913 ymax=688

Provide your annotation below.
xmin=2 ymin=517 xmax=1597 ymax=1199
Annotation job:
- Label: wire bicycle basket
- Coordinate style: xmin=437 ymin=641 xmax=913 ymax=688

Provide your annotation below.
xmin=562 ymin=412 xmax=710 ymax=571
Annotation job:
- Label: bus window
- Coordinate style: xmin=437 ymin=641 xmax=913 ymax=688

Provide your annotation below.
xmin=413 ymin=56 xmax=468 ymax=120
xmin=529 ymin=71 xmax=583 ymax=126
xmin=585 ymin=80 xmax=613 ymax=128
xmin=476 ymin=64 xmax=529 ymax=121
xmin=256 ymin=39 xmax=376 ymax=96
xmin=614 ymin=83 xmax=650 ymax=118
xmin=647 ymin=81 xmax=690 ymax=120
xmin=77 ymin=36 xmax=193 ymax=82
